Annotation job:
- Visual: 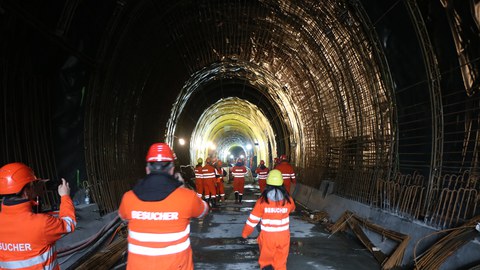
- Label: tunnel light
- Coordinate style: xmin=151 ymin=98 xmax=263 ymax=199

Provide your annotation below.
xmin=229 ymin=155 xmax=234 ymax=159
xmin=178 ymin=138 xmax=186 ymax=146
xmin=246 ymin=144 xmax=252 ymax=150
xmin=240 ymin=154 xmax=245 ymax=159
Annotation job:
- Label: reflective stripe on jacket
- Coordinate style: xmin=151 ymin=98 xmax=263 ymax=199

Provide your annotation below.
xmin=231 ymin=166 xmax=247 ymax=179
xmin=275 ymin=162 xmax=296 ymax=182
xmin=119 ymin=187 xmax=208 ymax=269
xmin=0 ymin=196 xmax=76 ymax=270
xmin=255 ymin=167 xmax=269 ymax=180
xmin=194 ymin=165 xmax=203 ymax=179
xmin=242 ymin=196 xmax=295 ymax=237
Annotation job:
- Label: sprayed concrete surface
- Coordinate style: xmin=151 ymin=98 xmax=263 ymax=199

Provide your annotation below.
xmin=190 ymin=183 xmax=380 ymax=270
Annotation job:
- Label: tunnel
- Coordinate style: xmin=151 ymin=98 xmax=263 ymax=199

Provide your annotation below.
xmin=1 ymin=0 xmax=480 ymax=269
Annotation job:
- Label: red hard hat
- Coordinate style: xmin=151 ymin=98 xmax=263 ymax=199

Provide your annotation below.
xmin=260 ymin=160 xmax=265 ymax=165
xmin=0 ymin=163 xmax=40 ymax=195
xmin=217 ymin=160 xmax=223 ymax=166
xmin=146 ymin=143 xmax=176 ymax=162
xmin=280 ymin=154 xmax=288 ymax=161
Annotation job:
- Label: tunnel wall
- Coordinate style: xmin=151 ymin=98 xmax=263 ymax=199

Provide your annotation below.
xmin=293 ymin=183 xmax=480 ymax=269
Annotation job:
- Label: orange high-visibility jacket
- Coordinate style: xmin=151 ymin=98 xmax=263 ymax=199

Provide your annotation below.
xmin=275 ymin=162 xmax=296 ymax=183
xmin=231 ymin=166 xmax=247 ymax=180
xmin=0 ymin=195 xmax=76 ymax=270
xmin=242 ymin=194 xmax=295 ymax=270
xmin=255 ymin=167 xmax=269 ymax=180
xmin=242 ymin=196 xmax=295 ymax=237
xmin=194 ymin=165 xmax=204 ymax=198
xmin=201 ymin=164 xmax=216 ymax=199
xmin=119 ymin=178 xmax=208 ymax=270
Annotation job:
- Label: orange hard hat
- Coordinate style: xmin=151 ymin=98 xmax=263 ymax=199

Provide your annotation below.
xmin=0 ymin=163 xmax=41 ymax=195
xmin=205 ymin=157 xmax=212 ymax=164
xmin=260 ymin=160 xmax=265 ymax=165
xmin=217 ymin=160 xmax=223 ymax=166
xmin=280 ymin=154 xmax=288 ymax=161
xmin=146 ymin=143 xmax=176 ymax=162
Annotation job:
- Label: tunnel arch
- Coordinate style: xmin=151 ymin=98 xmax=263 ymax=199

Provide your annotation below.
xmin=188 ymin=97 xmax=276 ymax=168
xmin=82 ymin=0 xmax=395 ymax=189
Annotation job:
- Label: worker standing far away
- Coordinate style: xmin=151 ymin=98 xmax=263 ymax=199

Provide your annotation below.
xmin=231 ymin=158 xmax=248 ymax=204
xmin=255 ymin=160 xmax=269 ymax=193
xmin=0 ymin=162 xmax=76 ymax=270
xmin=201 ymin=157 xmax=217 ymax=208
xmin=119 ymin=143 xmax=209 ymax=270
xmin=275 ymin=154 xmax=296 ymax=194
xmin=214 ymin=160 xmax=226 ymax=203
xmin=194 ymin=158 xmax=204 ymax=199
xmin=242 ymin=169 xmax=296 ymax=270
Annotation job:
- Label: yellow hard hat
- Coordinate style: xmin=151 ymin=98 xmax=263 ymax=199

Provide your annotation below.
xmin=266 ymin=169 xmax=283 ymax=186
xmin=197 ymin=158 xmax=203 ymax=164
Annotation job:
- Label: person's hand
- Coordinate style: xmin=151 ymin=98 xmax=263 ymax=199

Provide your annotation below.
xmin=58 ymin=178 xmax=70 ymax=197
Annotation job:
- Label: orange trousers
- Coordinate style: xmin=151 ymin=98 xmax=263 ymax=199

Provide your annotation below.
xmin=284 ymin=179 xmax=291 ymax=194
xmin=233 ymin=178 xmax=245 ymax=195
xmin=258 ymin=179 xmax=266 ymax=193
xmin=203 ymin=178 xmax=217 ymax=199
xmin=257 ymin=231 xmax=290 ymax=270
xmin=195 ymin=178 xmax=204 ymax=197
xmin=216 ymin=180 xmax=225 ymax=198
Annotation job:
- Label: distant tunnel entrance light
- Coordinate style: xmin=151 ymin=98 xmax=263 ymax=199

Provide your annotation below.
xmin=178 ymin=138 xmax=186 ymax=146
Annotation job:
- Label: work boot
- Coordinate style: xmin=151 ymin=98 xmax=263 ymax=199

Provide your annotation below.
xmin=262 ymin=265 xmax=274 ymax=270
xmin=212 ymin=198 xmax=217 ymax=208
xmin=239 ymin=194 xmax=243 ymax=204
xmin=234 ymin=192 xmax=239 ymax=204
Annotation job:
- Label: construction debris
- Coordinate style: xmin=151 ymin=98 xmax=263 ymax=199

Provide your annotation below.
xmin=329 ymin=211 xmax=410 ymax=270
xmin=301 ymin=210 xmax=330 ymax=224
xmin=413 ymin=215 xmax=480 ymax=270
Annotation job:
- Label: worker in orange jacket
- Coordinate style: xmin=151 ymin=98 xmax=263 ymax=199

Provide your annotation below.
xmin=231 ymin=158 xmax=248 ymax=204
xmin=242 ymin=169 xmax=296 ymax=270
xmin=119 ymin=143 xmax=209 ymax=270
xmin=0 ymin=162 xmax=76 ymax=270
xmin=214 ymin=160 xmax=226 ymax=203
xmin=201 ymin=157 xmax=217 ymax=208
xmin=255 ymin=160 xmax=269 ymax=193
xmin=194 ymin=158 xmax=204 ymax=198
xmin=275 ymin=154 xmax=296 ymax=194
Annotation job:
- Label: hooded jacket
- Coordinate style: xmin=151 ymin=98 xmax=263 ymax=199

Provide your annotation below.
xmin=119 ymin=172 xmax=208 ymax=270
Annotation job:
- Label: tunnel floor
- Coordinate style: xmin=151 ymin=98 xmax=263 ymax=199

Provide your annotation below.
xmin=65 ymin=182 xmax=381 ymax=270
xmin=189 ymin=183 xmax=380 ymax=270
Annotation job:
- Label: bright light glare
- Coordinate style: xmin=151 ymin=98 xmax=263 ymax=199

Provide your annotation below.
xmin=240 ymin=155 xmax=245 ymax=159
xmin=229 ymin=155 xmax=234 ymax=159
xmin=246 ymin=144 xmax=252 ymax=150
xmin=178 ymin=138 xmax=185 ymax=145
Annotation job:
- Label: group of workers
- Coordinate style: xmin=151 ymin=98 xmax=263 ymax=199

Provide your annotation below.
xmin=194 ymin=157 xmax=227 ymax=207
xmin=0 ymin=142 xmax=297 ymax=270
xmin=255 ymin=155 xmax=297 ymax=194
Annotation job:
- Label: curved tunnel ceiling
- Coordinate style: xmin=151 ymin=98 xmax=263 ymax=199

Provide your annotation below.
xmin=87 ymin=0 xmax=393 ymax=185
xmin=190 ymin=97 xmax=276 ymax=166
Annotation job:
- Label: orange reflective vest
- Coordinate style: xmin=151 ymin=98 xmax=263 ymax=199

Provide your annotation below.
xmin=201 ymin=164 xmax=216 ymax=199
xmin=242 ymin=195 xmax=295 ymax=270
xmin=275 ymin=162 xmax=296 ymax=183
xmin=255 ymin=167 xmax=269 ymax=180
xmin=0 ymin=195 xmax=76 ymax=270
xmin=119 ymin=186 xmax=208 ymax=270
xmin=194 ymin=165 xmax=204 ymax=198
xmin=231 ymin=166 xmax=247 ymax=180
